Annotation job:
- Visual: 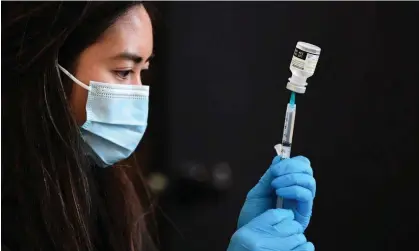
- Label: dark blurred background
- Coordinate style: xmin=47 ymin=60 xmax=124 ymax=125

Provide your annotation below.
xmin=140 ymin=2 xmax=419 ymax=251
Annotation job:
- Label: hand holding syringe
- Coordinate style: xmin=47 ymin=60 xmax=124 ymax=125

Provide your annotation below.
xmin=275 ymin=42 xmax=321 ymax=208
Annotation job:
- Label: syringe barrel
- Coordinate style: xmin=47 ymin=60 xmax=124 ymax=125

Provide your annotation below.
xmin=278 ymin=103 xmax=296 ymax=159
xmin=275 ymin=103 xmax=296 ymax=209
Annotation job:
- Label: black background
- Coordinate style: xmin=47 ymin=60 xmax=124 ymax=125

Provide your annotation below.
xmin=144 ymin=2 xmax=419 ymax=251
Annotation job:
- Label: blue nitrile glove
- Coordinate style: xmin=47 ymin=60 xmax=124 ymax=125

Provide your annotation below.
xmin=227 ymin=209 xmax=314 ymax=251
xmin=271 ymin=156 xmax=316 ymax=231
xmin=237 ymin=159 xmax=277 ymax=229
xmin=237 ymin=156 xmax=315 ymax=231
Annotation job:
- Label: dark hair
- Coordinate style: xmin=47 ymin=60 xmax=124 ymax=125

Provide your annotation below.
xmin=2 ymin=2 xmax=157 ymax=251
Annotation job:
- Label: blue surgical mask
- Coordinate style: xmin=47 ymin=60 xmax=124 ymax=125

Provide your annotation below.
xmin=58 ymin=65 xmax=149 ymax=167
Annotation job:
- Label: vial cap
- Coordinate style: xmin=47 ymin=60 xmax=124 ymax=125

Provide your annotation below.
xmin=296 ymin=42 xmax=321 ymax=55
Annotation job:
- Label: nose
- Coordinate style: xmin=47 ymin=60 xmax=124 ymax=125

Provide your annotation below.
xmin=132 ymin=74 xmax=142 ymax=86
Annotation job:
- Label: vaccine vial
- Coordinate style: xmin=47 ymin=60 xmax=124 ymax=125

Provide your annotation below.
xmin=287 ymin=42 xmax=321 ymax=94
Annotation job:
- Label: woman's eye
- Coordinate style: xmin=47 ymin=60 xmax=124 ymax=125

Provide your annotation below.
xmin=114 ymin=70 xmax=132 ymax=79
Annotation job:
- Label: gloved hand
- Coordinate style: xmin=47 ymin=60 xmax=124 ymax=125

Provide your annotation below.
xmin=271 ymin=156 xmax=316 ymax=231
xmin=227 ymin=209 xmax=314 ymax=251
xmin=237 ymin=156 xmax=315 ymax=231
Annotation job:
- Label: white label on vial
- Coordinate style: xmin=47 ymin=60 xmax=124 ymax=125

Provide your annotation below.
xmin=291 ymin=48 xmax=319 ymax=74
xmin=304 ymin=54 xmax=319 ymax=74
xmin=291 ymin=56 xmax=306 ymax=71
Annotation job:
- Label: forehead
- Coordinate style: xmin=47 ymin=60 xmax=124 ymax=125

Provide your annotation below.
xmin=96 ymin=5 xmax=153 ymax=58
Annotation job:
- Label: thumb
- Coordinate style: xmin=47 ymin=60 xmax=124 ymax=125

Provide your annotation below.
xmin=246 ymin=156 xmax=282 ymax=199
xmin=238 ymin=157 xmax=282 ymax=228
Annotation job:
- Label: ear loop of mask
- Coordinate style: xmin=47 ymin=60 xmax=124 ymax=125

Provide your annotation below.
xmin=58 ymin=64 xmax=91 ymax=91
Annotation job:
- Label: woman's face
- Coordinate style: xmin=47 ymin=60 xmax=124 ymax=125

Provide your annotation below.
xmin=70 ymin=5 xmax=153 ymax=125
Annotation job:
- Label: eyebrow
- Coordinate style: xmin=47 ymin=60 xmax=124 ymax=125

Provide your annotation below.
xmin=112 ymin=52 xmax=154 ymax=64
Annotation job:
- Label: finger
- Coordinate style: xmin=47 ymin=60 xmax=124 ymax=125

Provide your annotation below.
xmin=261 ymin=234 xmax=307 ymax=250
xmin=271 ymin=157 xmax=313 ymax=177
xmin=281 ymin=234 xmax=308 ymax=250
xmin=275 ymin=186 xmax=313 ymax=202
xmin=292 ymin=242 xmax=315 ymax=251
xmin=239 ymin=161 xmax=280 ymax=228
xmin=238 ymin=197 xmax=273 ymax=228
xmin=293 ymin=155 xmax=311 ymax=165
xmin=246 ymin=168 xmax=275 ymax=199
xmin=272 ymin=156 xmax=282 ymax=165
xmin=248 ymin=209 xmax=294 ymax=227
xmin=271 ymin=173 xmax=316 ymax=197
xmin=273 ymin=219 xmax=304 ymax=237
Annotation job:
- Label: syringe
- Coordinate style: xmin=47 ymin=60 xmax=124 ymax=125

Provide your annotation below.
xmin=275 ymin=41 xmax=321 ymax=208
xmin=275 ymin=92 xmax=296 ymax=160
xmin=274 ymin=92 xmax=297 ymax=208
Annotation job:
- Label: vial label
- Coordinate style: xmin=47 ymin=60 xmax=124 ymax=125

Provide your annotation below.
xmin=291 ymin=48 xmax=319 ymax=74
xmin=304 ymin=53 xmax=319 ymax=74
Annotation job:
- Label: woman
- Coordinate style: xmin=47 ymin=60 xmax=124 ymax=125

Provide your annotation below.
xmin=2 ymin=2 xmax=316 ymax=251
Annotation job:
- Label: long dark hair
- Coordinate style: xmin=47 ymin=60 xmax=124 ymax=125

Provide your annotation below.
xmin=2 ymin=2 xmax=157 ymax=251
